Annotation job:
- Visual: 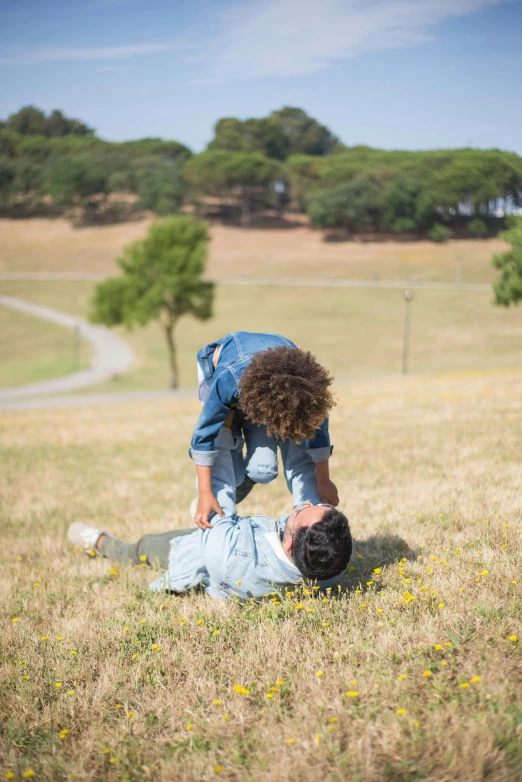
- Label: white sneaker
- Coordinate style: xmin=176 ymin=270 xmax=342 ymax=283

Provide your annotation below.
xmin=190 ymin=498 xmax=198 ymax=522
xmin=68 ymin=521 xmax=105 ymax=557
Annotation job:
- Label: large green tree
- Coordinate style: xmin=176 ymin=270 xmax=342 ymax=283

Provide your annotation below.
xmin=137 ymin=162 xmax=186 ymax=215
xmin=270 ymin=107 xmax=339 ymax=156
xmin=306 ymin=176 xmax=380 ymax=234
xmin=492 ymin=218 xmax=522 ymax=307
xmin=90 ymin=216 xmax=214 ymax=388
xmin=44 ymin=154 xmax=109 ymax=210
xmin=207 ymin=107 xmax=338 ymax=160
xmin=185 ymin=150 xmax=280 ymax=225
xmin=5 ymin=105 xmax=93 ymax=137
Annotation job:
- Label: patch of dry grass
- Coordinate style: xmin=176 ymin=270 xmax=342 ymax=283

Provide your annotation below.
xmin=2 ymin=280 xmax=522 ymax=393
xmin=1 ymin=370 xmax=521 ymax=780
xmin=0 ymin=217 xmax=508 ymax=282
xmin=0 ymin=305 xmax=89 ymax=388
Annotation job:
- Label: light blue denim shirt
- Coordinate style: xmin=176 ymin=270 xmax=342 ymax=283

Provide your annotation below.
xmin=149 ymin=514 xmax=344 ymax=600
xmin=189 ymin=332 xmax=332 ymax=467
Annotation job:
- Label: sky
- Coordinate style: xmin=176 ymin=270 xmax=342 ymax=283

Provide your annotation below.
xmin=1 ymin=0 xmax=522 ymax=154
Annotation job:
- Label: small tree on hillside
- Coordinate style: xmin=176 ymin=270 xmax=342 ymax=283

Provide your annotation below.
xmin=492 ymin=218 xmax=522 ymax=307
xmin=90 ymin=216 xmax=214 ymax=388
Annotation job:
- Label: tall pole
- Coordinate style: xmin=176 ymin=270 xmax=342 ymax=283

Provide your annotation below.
xmin=402 ymin=289 xmax=413 ymax=375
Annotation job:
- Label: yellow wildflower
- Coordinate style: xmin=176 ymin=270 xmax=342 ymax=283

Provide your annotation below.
xmin=287 ymin=738 xmax=295 ymax=744
xmin=423 ymin=670 xmax=432 ymax=677
xmin=460 ymin=682 xmax=469 ymax=689
xmin=276 ymin=680 xmax=285 ymax=686
xmin=345 ymin=691 xmax=359 ymax=697
xmin=509 ymin=635 xmax=517 ymax=642
xmin=398 ymin=674 xmax=408 ymax=681
xmin=471 ymin=676 xmax=481 ymax=683
xmin=295 ymin=604 xmax=304 ymax=610
xmin=186 ymin=724 xmax=193 ymax=731
xmin=212 ymin=700 xmax=222 ymax=706
xmin=232 ymin=685 xmax=250 ymax=695
xmin=396 ymin=708 xmax=407 ymax=716
xmin=55 ymin=682 xmax=62 ymax=689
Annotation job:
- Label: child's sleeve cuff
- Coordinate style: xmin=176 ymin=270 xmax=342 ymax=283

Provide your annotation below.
xmin=189 ymin=449 xmax=219 ymax=466
xmin=306 ymin=445 xmax=333 ymax=463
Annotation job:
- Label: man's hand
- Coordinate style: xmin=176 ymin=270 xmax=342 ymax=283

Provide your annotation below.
xmin=194 ymin=492 xmax=224 ymax=530
xmin=317 ymin=478 xmax=340 ymax=506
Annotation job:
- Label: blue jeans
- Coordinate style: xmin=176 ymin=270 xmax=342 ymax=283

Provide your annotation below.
xmin=207 ymin=416 xmax=322 ymax=517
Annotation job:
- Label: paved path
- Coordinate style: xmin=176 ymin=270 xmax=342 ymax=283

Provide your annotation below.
xmin=0 ymin=294 xmax=135 ymax=404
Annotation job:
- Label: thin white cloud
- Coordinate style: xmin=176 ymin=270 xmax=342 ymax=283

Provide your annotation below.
xmin=205 ymin=0 xmax=513 ymax=80
xmin=0 ymin=41 xmax=190 ymax=66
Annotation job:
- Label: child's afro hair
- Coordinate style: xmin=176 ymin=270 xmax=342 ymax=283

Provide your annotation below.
xmin=238 ymin=346 xmax=335 ymax=442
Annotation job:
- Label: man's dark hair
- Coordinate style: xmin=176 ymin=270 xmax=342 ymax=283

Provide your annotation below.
xmin=292 ymin=509 xmax=352 ymax=581
xmin=238 ymin=346 xmax=335 ymax=443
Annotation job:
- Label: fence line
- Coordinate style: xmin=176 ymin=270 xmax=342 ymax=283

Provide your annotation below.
xmin=0 ymin=271 xmax=492 ymax=292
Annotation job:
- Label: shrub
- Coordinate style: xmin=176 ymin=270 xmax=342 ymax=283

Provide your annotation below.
xmin=390 ymin=217 xmax=417 ymax=233
xmin=429 ymin=223 xmax=453 ymax=243
xmin=468 ymin=218 xmax=488 ymax=238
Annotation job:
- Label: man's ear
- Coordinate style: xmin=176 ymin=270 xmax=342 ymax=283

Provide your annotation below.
xmin=282 ymin=536 xmax=293 ymax=555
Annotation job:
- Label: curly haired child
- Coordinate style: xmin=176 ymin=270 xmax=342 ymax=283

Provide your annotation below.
xmin=189 ymin=331 xmax=338 ymax=529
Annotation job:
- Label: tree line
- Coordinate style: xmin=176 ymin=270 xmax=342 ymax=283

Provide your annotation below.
xmin=1 ymin=104 xmax=521 ymax=239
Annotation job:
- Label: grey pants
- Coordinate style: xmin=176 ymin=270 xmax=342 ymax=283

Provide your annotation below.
xmin=100 ymin=528 xmax=195 ymax=569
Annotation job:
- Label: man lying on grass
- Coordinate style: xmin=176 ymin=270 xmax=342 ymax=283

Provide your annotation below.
xmin=68 ymin=501 xmax=352 ymax=600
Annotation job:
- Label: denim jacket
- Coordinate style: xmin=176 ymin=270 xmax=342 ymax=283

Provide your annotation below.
xmin=148 ymin=513 xmax=343 ymax=600
xmin=189 ymin=332 xmax=332 ymax=466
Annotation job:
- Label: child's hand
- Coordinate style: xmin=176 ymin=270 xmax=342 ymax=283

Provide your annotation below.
xmin=317 ymin=478 xmax=339 ymax=506
xmin=194 ymin=492 xmax=225 ymax=530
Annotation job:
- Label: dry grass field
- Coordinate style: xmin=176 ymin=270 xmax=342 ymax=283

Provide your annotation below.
xmin=0 ymin=217 xmax=508 ymax=282
xmin=1 ymin=278 xmax=522 ymax=393
xmin=0 ymin=305 xmax=89 ymax=388
xmin=1 ymin=368 xmax=521 ymax=781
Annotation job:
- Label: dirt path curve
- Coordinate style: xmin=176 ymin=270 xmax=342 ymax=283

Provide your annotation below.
xmin=0 ymin=294 xmax=135 ymax=404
